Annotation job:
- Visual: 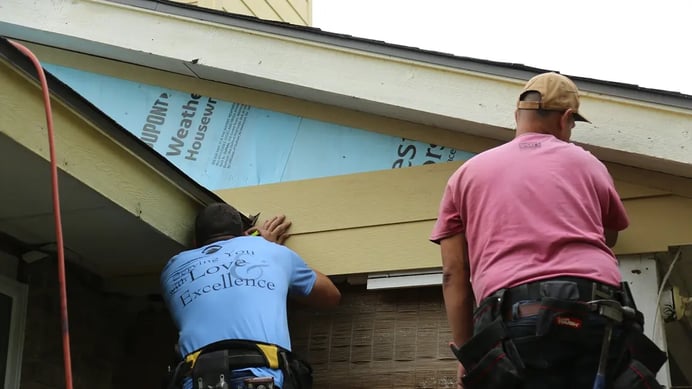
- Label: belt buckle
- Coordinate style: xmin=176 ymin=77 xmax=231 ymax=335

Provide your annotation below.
xmin=245 ymin=377 xmax=274 ymax=389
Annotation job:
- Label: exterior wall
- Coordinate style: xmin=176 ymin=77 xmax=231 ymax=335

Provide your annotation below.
xmin=170 ymin=0 xmax=311 ymax=25
xmin=12 ymin=258 xmax=692 ymax=387
xmin=17 ymin=257 xmax=457 ymax=388
xmin=18 ymin=259 xmax=177 ymax=389
xmin=289 ymin=284 xmax=456 ymax=388
xmin=216 ymin=163 xmax=692 ymax=276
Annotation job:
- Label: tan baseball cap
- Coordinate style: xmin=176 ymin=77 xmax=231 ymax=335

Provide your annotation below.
xmin=517 ymin=72 xmax=589 ymax=123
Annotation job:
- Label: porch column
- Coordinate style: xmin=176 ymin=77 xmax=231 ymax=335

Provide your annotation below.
xmin=619 ymin=254 xmax=671 ymax=386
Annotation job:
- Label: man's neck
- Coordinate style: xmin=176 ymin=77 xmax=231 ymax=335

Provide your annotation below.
xmin=200 ymin=234 xmax=236 ymax=247
xmin=515 ymin=128 xmax=552 ymax=138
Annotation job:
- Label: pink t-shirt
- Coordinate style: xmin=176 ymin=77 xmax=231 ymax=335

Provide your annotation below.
xmin=430 ymin=133 xmax=629 ymax=303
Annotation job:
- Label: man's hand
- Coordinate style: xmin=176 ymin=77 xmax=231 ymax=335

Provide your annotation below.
xmin=456 ymin=362 xmax=466 ymax=389
xmin=246 ymin=215 xmax=292 ymax=245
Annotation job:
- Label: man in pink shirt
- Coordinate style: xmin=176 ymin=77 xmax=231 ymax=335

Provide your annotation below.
xmin=431 ymin=73 xmax=664 ymax=388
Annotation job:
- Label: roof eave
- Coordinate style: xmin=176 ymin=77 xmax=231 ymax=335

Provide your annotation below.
xmin=0 ymin=0 xmax=690 ymax=178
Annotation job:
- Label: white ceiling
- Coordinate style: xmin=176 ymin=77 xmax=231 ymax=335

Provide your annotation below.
xmin=0 ymin=133 xmax=184 ymax=277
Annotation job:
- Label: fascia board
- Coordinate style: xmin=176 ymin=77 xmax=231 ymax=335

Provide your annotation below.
xmin=0 ymin=55 xmax=201 ymax=245
xmin=0 ymin=0 xmax=690 ymax=177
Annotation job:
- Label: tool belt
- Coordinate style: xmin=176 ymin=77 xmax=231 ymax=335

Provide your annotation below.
xmin=503 ymin=276 xmax=621 ymax=304
xmin=452 ymin=277 xmax=667 ymax=389
xmin=166 ymin=340 xmax=312 ymax=389
xmin=451 ymin=289 xmax=525 ymax=388
xmin=451 ymin=317 xmax=525 ymax=388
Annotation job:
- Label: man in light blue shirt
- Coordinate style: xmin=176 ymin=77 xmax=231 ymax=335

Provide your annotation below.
xmin=161 ymin=203 xmax=341 ymax=388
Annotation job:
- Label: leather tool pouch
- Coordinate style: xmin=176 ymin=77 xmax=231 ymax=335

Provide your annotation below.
xmin=191 ymin=350 xmax=234 ymax=389
xmin=625 ymin=328 xmax=667 ymax=374
xmin=612 ymin=359 xmax=663 ymax=389
xmin=452 ymin=318 xmax=524 ymax=389
xmin=281 ymin=352 xmax=313 ymax=389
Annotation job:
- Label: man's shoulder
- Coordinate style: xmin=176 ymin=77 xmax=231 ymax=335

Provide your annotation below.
xmin=457 ymin=141 xmax=514 ymax=168
xmin=160 ymin=246 xmax=202 ymax=274
xmin=562 ymin=141 xmax=605 ymax=166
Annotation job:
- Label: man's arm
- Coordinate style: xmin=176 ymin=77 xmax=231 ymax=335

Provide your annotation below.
xmin=440 ymin=233 xmax=474 ymax=387
xmin=604 ymin=228 xmax=618 ymax=248
xmin=291 ymin=270 xmax=341 ymax=308
xmin=441 ymin=233 xmax=474 ymax=347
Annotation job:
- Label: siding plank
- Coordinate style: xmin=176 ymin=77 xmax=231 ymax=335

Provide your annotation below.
xmin=217 ymin=0 xmax=253 ymax=16
xmin=215 ymin=162 xmax=461 ymax=233
xmin=285 ymin=220 xmax=440 ymax=275
xmin=241 ymin=0 xmax=280 ymax=21
xmin=280 ymin=195 xmax=692 ymax=275
xmin=616 ymin=195 xmax=692 ymax=255
xmin=214 ymin=162 xmax=670 ymax=234
xmin=287 ymin=0 xmax=309 ymax=24
xmin=266 ymin=0 xmax=307 ymax=25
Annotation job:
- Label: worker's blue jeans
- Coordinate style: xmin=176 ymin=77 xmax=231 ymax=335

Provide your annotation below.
xmin=506 ymin=310 xmax=625 ymax=389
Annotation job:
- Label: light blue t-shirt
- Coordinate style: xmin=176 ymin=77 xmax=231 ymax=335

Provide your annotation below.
xmin=160 ymin=236 xmax=317 ymax=387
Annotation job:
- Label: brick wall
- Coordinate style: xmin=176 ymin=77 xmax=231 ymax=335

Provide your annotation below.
xmin=18 ymin=261 xmax=455 ymax=388
xmin=18 ymin=259 xmax=176 ymax=389
xmin=289 ymin=284 xmax=457 ymax=389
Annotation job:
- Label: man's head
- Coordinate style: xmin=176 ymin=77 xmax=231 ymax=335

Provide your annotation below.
xmin=515 ymin=72 xmax=589 ymax=141
xmin=194 ymin=203 xmax=244 ymax=248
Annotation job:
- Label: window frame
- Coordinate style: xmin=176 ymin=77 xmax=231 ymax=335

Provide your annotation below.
xmin=0 ymin=274 xmax=28 ymax=389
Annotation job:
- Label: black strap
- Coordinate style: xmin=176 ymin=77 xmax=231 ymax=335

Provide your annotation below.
xmin=452 ymin=317 xmax=507 ymax=367
xmin=625 ymin=327 xmax=667 ymax=373
xmin=504 ymin=277 xmax=620 ymax=304
xmin=165 ymin=360 xmax=192 ymax=389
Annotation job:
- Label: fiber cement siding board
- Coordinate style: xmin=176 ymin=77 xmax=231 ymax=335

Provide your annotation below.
xmin=285 ymin=220 xmax=440 ymax=275
xmin=169 ymin=0 xmax=254 ymax=17
xmin=266 ymin=0 xmax=307 ymax=25
xmin=195 ymin=0 xmax=218 ymax=8
xmin=284 ymin=195 xmax=692 ymax=275
xmin=614 ymin=181 xmax=668 ymax=199
xmin=215 ymin=165 xmax=685 ymax=275
xmin=245 ymin=0 xmax=281 ymax=21
xmin=287 ymin=0 xmax=310 ymax=24
xmin=617 ymin=195 xmax=692 ymax=254
xmin=217 ymin=0 xmax=253 ymax=16
xmin=215 ymin=163 xmax=457 ymax=233
xmin=214 ymin=162 xmax=671 ymax=235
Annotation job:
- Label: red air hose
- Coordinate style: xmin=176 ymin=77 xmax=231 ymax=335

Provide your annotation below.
xmin=8 ymin=40 xmax=74 ymax=389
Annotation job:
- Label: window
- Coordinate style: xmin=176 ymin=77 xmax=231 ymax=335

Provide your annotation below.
xmin=0 ymin=275 xmax=27 ymax=389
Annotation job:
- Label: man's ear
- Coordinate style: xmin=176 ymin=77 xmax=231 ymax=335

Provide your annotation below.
xmin=560 ymin=109 xmax=575 ymax=129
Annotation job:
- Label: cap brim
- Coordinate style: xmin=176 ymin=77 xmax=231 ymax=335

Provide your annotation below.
xmin=574 ymin=112 xmax=590 ymax=123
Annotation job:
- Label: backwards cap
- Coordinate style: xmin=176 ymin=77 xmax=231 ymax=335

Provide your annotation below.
xmin=517 ymin=72 xmax=589 ymax=123
xmin=194 ymin=203 xmax=244 ymax=246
